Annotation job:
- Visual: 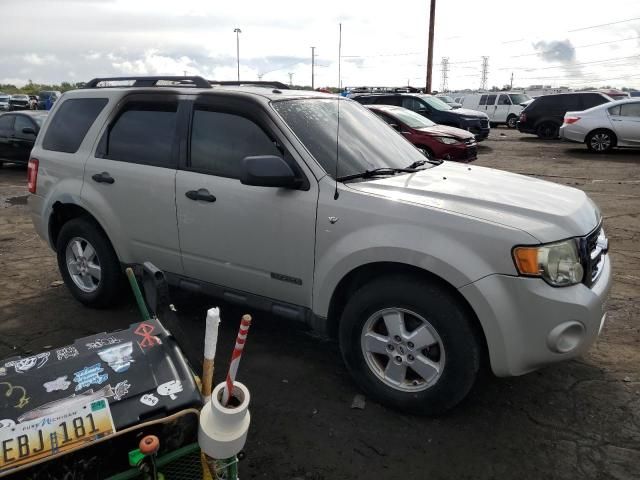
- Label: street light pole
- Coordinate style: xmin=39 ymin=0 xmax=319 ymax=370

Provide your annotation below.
xmin=233 ymin=27 xmax=242 ymax=81
xmin=425 ymin=0 xmax=436 ymax=93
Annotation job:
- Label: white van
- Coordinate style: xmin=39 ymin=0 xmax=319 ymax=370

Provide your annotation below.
xmin=460 ymin=92 xmax=531 ymax=128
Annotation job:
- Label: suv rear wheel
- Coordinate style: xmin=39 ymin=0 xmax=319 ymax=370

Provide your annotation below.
xmin=339 ymin=275 xmax=481 ymax=415
xmin=56 ymin=217 xmax=123 ymax=308
xmin=586 ymin=129 xmax=616 ymax=153
xmin=536 ymin=121 xmax=559 ymax=139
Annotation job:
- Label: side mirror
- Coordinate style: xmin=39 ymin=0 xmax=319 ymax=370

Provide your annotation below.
xmin=22 ymin=127 xmax=36 ymax=135
xmin=240 ymin=155 xmax=300 ymax=188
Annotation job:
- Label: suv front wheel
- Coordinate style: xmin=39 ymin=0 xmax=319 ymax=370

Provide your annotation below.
xmin=56 ymin=217 xmax=123 ymax=308
xmin=339 ymin=275 xmax=481 ymax=415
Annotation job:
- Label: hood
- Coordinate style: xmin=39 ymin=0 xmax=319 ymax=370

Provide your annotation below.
xmin=417 ymin=124 xmax=475 ymax=140
xmin=451 ymin=108 xmax=487 ymax=119
xmin=348 ymin=162 xmax=599 ymax=242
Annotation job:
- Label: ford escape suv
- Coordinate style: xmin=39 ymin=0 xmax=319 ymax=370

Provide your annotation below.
xmin=28 ymin=76 xmax=612 ymax=415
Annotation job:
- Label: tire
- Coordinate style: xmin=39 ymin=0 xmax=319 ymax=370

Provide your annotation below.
xmin=586 ymin=129 xmax=616 ymax=153
xmin=339 ymin=275 xmax=481 ymax=415
xmin=536 ymin=121 xmax=559 ymax=139
xmin=56 ymin=217 xmax=124 ymax=308
xmin=416 ymin=145 xmax=435 ymax=159
xmin=506 ymin=115 xmax=518 ymax=129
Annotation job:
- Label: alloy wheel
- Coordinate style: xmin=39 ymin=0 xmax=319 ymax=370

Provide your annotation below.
xmin=590 ymin=133 xmax=611 ymax=152
xmin=65 ymin=236 xmax=102 ymax=293
xmin=360 ymin=307 xmax=445 ymax=392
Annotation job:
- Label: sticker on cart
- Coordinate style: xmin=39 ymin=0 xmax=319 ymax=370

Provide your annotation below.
xmin=73 ymin=364 xmax=108 ymax=392
xmin=0 ymin=397 xmax=115 ymax=472
xmin=5 ymin=352 xmax=50 ymax=374
xmin=56 ymin=346 xmax=79 ymax=361
xmin=157 ymin=380 xmax=182 ymax=400
xmin=112 ymin=380 xmax=131 ymax=401
xmin=97 ymin=342 xmax=134 ymax=373
xmin=43 ymin=376 xmax=71 ymax=392
xmin=0 ymin=420 xmax=15 ymax=431
xmin=134 ymin=323 xmax=161 ymax=349
xmin=86 ymin=336 xmax=122 ymax=350
xmin=140 ymin=393 xmax=159 ymax=407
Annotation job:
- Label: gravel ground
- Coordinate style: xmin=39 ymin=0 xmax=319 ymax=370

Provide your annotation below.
xmin=0 ymin=128 xmax=639 ymax=479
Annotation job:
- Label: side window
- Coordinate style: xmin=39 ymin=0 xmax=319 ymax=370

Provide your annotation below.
xmin=479 ymin=95 xmax=487 ymax=105
xmin=190 ymin=109 xmax=280 ymax=179
xmin=608 ymin=105 xmax=621 ymax=116
xmin=14 ymin=116 xmax=35 ymax=138
xmin=104 ymin=102 xmax=177 ymax=168
xmin=375 ymin=112 xmax=397 ymax=125
xmin=0 ymin=115 xmax=14 ymax=132
xmin=620 ymin=102 xmax=640 ymax=117
xmin=376 ymin=96 xmax=401 ymax=106
xmin=498 ymin=94 xmax=511 ymax=105
xmin=401 ymin=97 xmax=424 ymax=111
xmin=43 ymin=98 xmax=108 ymax=153
xmin=486 ymin=94 xmax=497 ymax=106
xmin=580 ymin=94 xmax=604 ymax=110
xmin=563 ymin=95 xmax=581 ymax=111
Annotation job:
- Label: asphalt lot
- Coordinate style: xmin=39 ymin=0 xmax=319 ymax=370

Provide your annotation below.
xmin=0 ymin=128 xmax=639 ymax=479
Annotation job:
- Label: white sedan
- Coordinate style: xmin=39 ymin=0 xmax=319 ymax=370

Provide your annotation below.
xmin=559 ymin=98 xmax=640 ymax=153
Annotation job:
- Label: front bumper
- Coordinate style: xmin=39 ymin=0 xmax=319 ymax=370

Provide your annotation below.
xmin=459 ymin=253 xmax=612 ymax=377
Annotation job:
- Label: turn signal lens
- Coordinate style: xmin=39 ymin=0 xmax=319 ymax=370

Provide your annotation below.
xmin=513 ymin=247 xmax=540 ymax=275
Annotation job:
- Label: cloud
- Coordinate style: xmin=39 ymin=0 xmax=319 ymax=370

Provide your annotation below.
xmin=532 ymin=39 xmax=576 ymax=63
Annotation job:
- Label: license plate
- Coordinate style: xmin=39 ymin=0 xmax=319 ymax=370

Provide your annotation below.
xmin=0 ymin=398 xmax=115 ymax=472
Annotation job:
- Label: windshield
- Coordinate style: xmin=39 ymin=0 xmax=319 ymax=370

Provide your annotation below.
xmin=439 ymin=96 xmax=455 ymax=103
xmin=0 ymin=96 xmax=9 ymax=102
xmin=419 ymin=95 xmax=452 ymax=111
xmin=385 ymin=108 xmax=436 ymax=129
xmin=509 ymin=94 xmax=531 ymax=105
xmin=272 ymin=98 xmax=430 ymax=180
xmin=39 ymin=92 xmax=53 ymax=100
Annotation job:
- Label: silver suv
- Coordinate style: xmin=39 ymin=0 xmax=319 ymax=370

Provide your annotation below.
xmin=28 ymin=76 xmax=612 ymax=414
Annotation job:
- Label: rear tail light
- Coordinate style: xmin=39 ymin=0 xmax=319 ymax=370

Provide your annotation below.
xmin=519 ymin=113 xmax=527 ymax=122
xmin=27 ymin=158 xmax=39 ymax=194
xmin=564 ymin=116 xmax=581 ymax=125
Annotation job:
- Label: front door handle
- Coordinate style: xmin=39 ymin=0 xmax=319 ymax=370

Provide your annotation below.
xmin=185 ymin=188 xmax=216 ymax=203
xmin=92 ymin=172 xmax=115 ymax=184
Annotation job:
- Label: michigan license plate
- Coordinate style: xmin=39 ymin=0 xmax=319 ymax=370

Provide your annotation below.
xmin=0 ymin=398 xmax=115 ymax=472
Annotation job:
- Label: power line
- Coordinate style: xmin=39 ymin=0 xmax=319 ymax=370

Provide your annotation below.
xmin=510 ymin=35 xmax=640 ymax=58
xmin=568 ymin=16 xmax=640 ymax=32
xmin=495 ymin=54 xmax=640 ymax=71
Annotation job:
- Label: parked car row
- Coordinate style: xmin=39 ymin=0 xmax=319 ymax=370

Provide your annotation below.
xmin=0 ymin=91 xmax=61 ymax=111
xmin=0 ymin=111 xmax=48 ymax=166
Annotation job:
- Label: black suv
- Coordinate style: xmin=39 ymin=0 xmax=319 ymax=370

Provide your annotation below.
xmin=353 ymin=93 xmax=491 ymax=141
xmin=517 ymin=92 xmax=612 ymax=139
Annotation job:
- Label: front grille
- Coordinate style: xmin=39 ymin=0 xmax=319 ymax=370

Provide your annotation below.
xmin=480 ymin=119 xmax=489 ymax=128
xmin=580 ymin=224 xmax=608 ymax=287
xmin=465 ymin=146 xmax=478 ymax=159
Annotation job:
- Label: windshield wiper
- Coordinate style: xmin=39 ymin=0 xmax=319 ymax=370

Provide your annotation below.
xmin=337 ymin=167 xmax=416 ymax=182
xmin=406 ymin=158 xmax=443 ymax=169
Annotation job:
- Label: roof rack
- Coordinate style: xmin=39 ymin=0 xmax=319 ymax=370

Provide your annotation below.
xmin=209 ymin=80 xmax=290 ymax=90
xmin=83 ymin=76 xmax=212 ymax=89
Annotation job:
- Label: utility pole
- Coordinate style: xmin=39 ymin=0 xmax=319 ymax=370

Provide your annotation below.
xmin=510 ymin=72 xmax=514 ymax=90
xmin=440 ymin=57 xmax=449 ymax=93
xmin=425 ymin=0 xmax=436 ymax=93
xmin=480 ymin=56 xmax=489 ymax=91
xmin=311 ymin=46 xmax=316 ymax=90
xmin=288 ymin=72 xmax=294 ymax=87
xmin=233 ymin=27 xmax=242 ymax=81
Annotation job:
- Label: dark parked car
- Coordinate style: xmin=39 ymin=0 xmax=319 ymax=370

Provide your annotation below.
xmin=354 ymin=93 xmax=491 ymax=141
xmin=0 ymin=94 xmax=10 ymax=111
xmin=8 ymin=94 xmax=30 ymax=111
xmin=0 ymin=111 xmax=48 ymax=166
xmin=366 ymin=104 xmax=477 ymax=162
xmin=37 ymin=90 xmax=62 ymax=110
xmin=517 ymin=92 xmax=612 ymax=139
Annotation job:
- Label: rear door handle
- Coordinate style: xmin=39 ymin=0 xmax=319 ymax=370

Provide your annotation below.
xmin=92 ymin=172 xmax=115 ymax=184
xmin=185 ymin=188 xmax=216 ymax=202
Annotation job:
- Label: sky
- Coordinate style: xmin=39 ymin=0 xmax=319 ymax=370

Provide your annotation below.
xmin=0 ymin=0 xmax=639 ymax=91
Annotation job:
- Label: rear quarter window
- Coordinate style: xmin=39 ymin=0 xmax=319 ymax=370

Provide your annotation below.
xmin=582 ymin=94 xmax=609 ymax=109
xmin=43 ymin=98 xmax=108 ymax=153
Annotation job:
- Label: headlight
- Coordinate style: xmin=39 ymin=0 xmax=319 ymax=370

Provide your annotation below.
xmin=434 ymin=136 xmax=460 ymax=145
xmin=512 ymin=239 xmax=584 ymax=287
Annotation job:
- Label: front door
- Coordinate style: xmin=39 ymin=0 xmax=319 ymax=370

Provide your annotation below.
xmin=175 ymin=97 xmax=318 ymax=307
xmin=494 ymin=94 xmax=511 ymax=123
xmin=610 ymin=101 xmax=640 ymax=144
xmin=82 ymin=95 xmax=183 ymax=273
xmin=484 ymin=94 xmax=497 ymax=120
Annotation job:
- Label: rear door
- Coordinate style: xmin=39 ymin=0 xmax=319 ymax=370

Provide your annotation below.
xmin=610 ymin=101 xmax=640 ymax=144
xmin=0 ymin=114 xmax=15 ymax=161
xmin=11 ymin=115 xmax=37 ymax=164
xmin=82 ymin=94 xmax=183 ymax=273
xmin=175 ymin=96 xmax=318 ymax=308
xmin=484 ymin=94 xmax=497 ymax=120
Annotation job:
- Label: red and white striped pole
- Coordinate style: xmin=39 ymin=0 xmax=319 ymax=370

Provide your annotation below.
xmin=222 ymin=314 xmax=252 ymax=406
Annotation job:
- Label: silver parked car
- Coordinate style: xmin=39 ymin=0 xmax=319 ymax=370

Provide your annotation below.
xmin=28 ymin=76 xmax=611 ymax=415
xmin=560 ymin=98 xmax=640 ymax=152
xmin=0 ymin=94 xmax=10 ymax=111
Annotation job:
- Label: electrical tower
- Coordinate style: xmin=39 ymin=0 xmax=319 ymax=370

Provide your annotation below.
xmin=440 ymin=57 xmax=449 ymax=93
xmin=480 ymin=56 xmax=489 ymax=91
xmin=288 ymin=72 xmax=294 ymax=86
xmin=257 ymin=73 xmax=263 ymax=80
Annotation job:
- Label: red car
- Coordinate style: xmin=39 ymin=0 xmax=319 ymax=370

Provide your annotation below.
xmin=366 ymin=104 xmax=477 ymax=162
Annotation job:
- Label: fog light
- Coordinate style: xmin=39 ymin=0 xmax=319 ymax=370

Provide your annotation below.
xmin=547 ymin=321 xmax=585 ymax=353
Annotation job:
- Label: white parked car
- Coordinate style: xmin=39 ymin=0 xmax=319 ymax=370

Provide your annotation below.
xmin=559 ymin=98 xmax=640 ymax=153
xmin=459 ymin=92 xmax=531 ymax=128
